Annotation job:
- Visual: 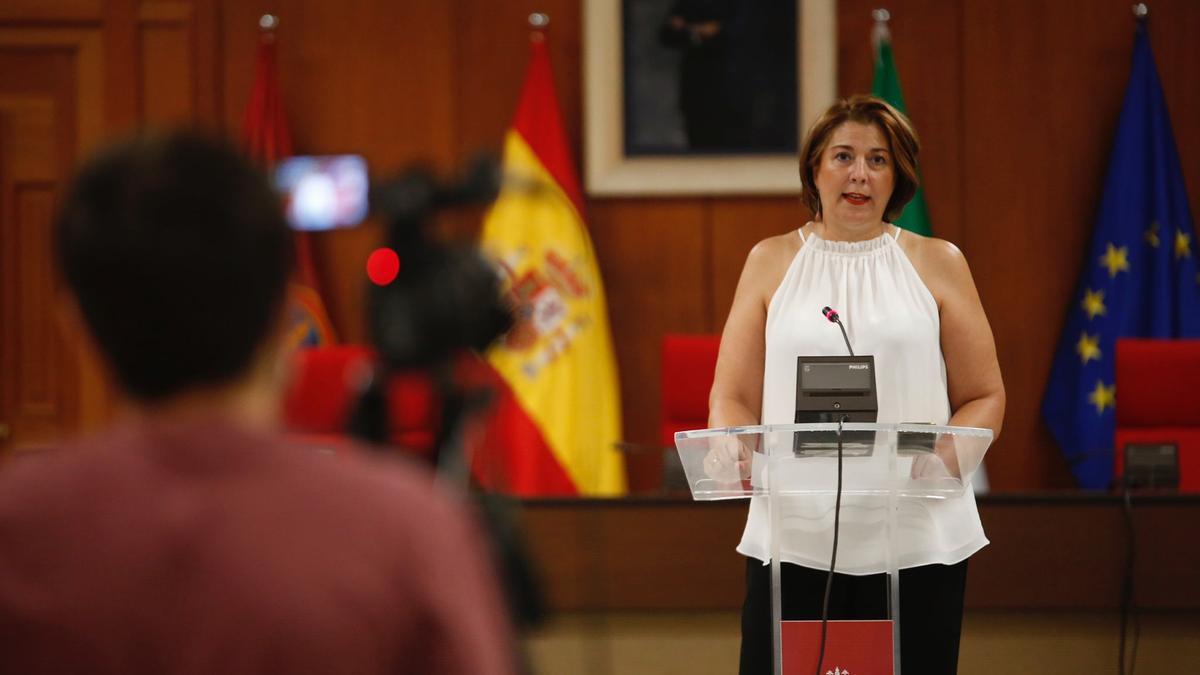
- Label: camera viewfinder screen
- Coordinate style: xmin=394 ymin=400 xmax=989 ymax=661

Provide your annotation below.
xmin=274 ymin=155 xmax=369 ymax=231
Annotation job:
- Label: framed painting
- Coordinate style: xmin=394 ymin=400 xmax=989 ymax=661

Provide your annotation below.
xmin=583 ymin=0 xmax=836 ymax=196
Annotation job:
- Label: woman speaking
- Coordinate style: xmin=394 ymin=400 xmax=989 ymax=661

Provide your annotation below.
xmin=708 ymin=95 xmax=1005 ymax=674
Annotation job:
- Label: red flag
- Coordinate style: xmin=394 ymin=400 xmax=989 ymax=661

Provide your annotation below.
xmin=241 ymin=21 xmax=337 ymax=349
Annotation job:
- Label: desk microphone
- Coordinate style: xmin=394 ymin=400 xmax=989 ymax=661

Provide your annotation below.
xmin=822 ymin=306 xmax=854 ymax=356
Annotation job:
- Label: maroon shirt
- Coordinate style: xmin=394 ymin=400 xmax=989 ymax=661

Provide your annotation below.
xmin=0 ymin=417 xmax=514 ymax=674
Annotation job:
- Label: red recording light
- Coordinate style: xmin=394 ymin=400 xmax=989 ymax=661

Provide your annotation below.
xmin=366 ymin=247 xmax=400 ymax=286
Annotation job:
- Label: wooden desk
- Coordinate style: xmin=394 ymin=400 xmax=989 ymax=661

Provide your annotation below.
xmin=516 ymin=493 xmax=1200 ymax=611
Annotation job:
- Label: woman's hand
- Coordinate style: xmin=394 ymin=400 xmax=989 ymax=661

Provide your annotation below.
xmin=703 ymin=434 xmax=753 ymax=483
xmin=910 ymin=433 xmax=961 ymax=480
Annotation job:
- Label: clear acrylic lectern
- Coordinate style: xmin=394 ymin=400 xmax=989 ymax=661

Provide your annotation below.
xmin=675 ymin=423 xmax=993 ymax=675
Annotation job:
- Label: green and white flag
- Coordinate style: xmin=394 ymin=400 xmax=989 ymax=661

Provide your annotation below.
xmin=871 ymin=17 xmax=933 ymax=236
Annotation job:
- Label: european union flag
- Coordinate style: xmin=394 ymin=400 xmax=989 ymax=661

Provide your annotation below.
xmin=1042 ymin=19 xmax=1200 ymax=489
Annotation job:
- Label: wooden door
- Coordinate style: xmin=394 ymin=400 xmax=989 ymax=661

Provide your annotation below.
xmin=0 ymin=29 xmax=109 ymax=456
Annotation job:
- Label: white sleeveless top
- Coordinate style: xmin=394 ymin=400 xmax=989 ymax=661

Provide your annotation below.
xmin=735 ymin=226 xmax=988 ymax=574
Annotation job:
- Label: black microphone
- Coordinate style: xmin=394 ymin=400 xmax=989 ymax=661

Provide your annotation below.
xmin=821 ymin=306 xmax=854 ymax=356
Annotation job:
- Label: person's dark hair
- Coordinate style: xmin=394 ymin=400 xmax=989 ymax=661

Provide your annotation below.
xmin=798 ymin=94 xmax=920 ymax=223
xmin=56 ymin=130 xmax=294 ymax=402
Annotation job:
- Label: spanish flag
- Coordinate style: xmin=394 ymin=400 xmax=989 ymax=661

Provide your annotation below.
xmin=477 ymin=32 xmax=626 ymax=496
xmin=242 ymin=18 xmax=337 ymax=351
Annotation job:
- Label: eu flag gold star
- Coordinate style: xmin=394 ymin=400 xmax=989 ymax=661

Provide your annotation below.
xmin=1145 ymin=222 xmax=1161 ymax=248
xmin=1100 ymin=244 xmax=1130 ymax=278
xmin=1081 ymin=289 xmax=1106 ymax=320
xmin=1076 ymin=332 xmax=1102 ymax=364
xmin=1088 ymin=380 xmax=1115 ymax=415
xmin=1176 ymin=230 xmax=1192 ymax=260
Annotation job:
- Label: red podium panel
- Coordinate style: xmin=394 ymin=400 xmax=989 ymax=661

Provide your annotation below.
xmin=781 ymin=620 xmax=894 ymax=675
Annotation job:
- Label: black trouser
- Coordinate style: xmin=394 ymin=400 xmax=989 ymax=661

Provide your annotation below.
xmin=739 ymin=558 xmax=968 ymax=675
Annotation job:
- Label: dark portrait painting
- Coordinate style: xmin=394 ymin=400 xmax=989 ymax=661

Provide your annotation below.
xmin=623 ymin=0 xmax=798 ymax=156
xmin=584 ymin=0 xmax=831 ymax=195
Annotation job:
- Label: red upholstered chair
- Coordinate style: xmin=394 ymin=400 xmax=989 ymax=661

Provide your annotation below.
xmin=1114 ymin=338 xmax=1200 ymax=492
xmin=660 ymin=334 xmax=722 ymax=446
xmin=282 ymin=345 xmax=439 ymax=458
xmin=620 ymin=333 xmax=720 ymax=494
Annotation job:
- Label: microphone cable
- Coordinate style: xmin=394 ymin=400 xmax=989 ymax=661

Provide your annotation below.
xmin=1118 ymin=486 xmax=1141 ymax=675
xmin=814 ymin=415 xmax=846 ymax=675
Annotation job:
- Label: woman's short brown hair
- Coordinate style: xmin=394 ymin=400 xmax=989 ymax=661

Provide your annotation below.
xmin=798 ymin=95 xmax=921 ymax=223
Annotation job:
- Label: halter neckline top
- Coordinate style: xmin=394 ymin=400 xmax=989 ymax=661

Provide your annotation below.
xmin=736 ymin=226 xmax=988 ymax=573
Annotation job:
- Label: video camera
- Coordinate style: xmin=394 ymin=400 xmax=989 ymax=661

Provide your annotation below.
xmin=275 ymin=154 xmax=542 ymax=634
xmin=275 ymin=154 xmax=513 ymax=373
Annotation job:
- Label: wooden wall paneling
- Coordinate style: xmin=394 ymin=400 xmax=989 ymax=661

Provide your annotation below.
xmin=13 ymin=182 xmax=59 ymax=429
xmin=592 ymin=502 xmax=747 ymax=610
xmin=0 ymin=98 xmax=65 ymax=453
xmin=519 ymin=503 xmax=612 ymax=611
xmin=0 ymin=114 xmax=8 ymax=451
xmin=454 ymin=0 xmax=583 ymax=165
xmin=1134 ymin=501 xmax=1200 ymax=608
xmin=0 ymin=1 xmax=103 ymax=23
xmin=708 ymin=198 xmax=804 ymax=333
xmin=188 ymin=0 xmax=222 ymax=126
xmin=588 ymin=199 xmax=708 ymax=489
xmin=0 ymin=30 xmax=107 ymax=160
xmin=835 ymin=0 xmax=874 ymax=101
xmin=961 ymin=1 xmax=1062 ymax=490
xmin=522 ymin=496 xmax=1200 ymax=611
xmin=103 ymin=0 xmax=139 ymax=133
xmin=1149 ymin=0 xmax=1200 ymax=228
xmin=1004 ymin=1 xmax=1130 ymax=490
xmin=58 ymin=30 xmax=108 ymax=432
xmin=229 ymin=0 xmax=461 ymax=168
xmin=446 ymin=0 xmax=584 ymax=252
xmin=138 ymin=2 xmax=197 ymax=125
xmin=0 ymin=28 xmax=108 ymax=450
xmin=970 ymin=500 xmax=1125 ymax=609
xmin=520 ymin=501 xmax=748 ymax=611
xmin=886 ymin=1 xmax=965 ymax=246
xmin=217 ymin=0 xmax=266 ymax=133
xmin=132 ymin=0 xmax=224 ymax=128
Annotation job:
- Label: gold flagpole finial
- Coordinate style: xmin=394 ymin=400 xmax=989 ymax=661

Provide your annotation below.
xmin=259 ymin=14 xmax=279 ymax=31
xmin=1132 ymin=3 xmax=1148 ymax=20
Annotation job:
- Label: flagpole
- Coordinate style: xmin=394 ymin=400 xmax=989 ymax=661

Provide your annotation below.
xmin=243 ymin=11 xmax=338 ymax=346
xmin=528 ymin=11 xmax=549 ymax=42
xmin=871 ymin=8 xmax=890 ymax=54
xmin=259 ymin=13 xmax=278 ymax=42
